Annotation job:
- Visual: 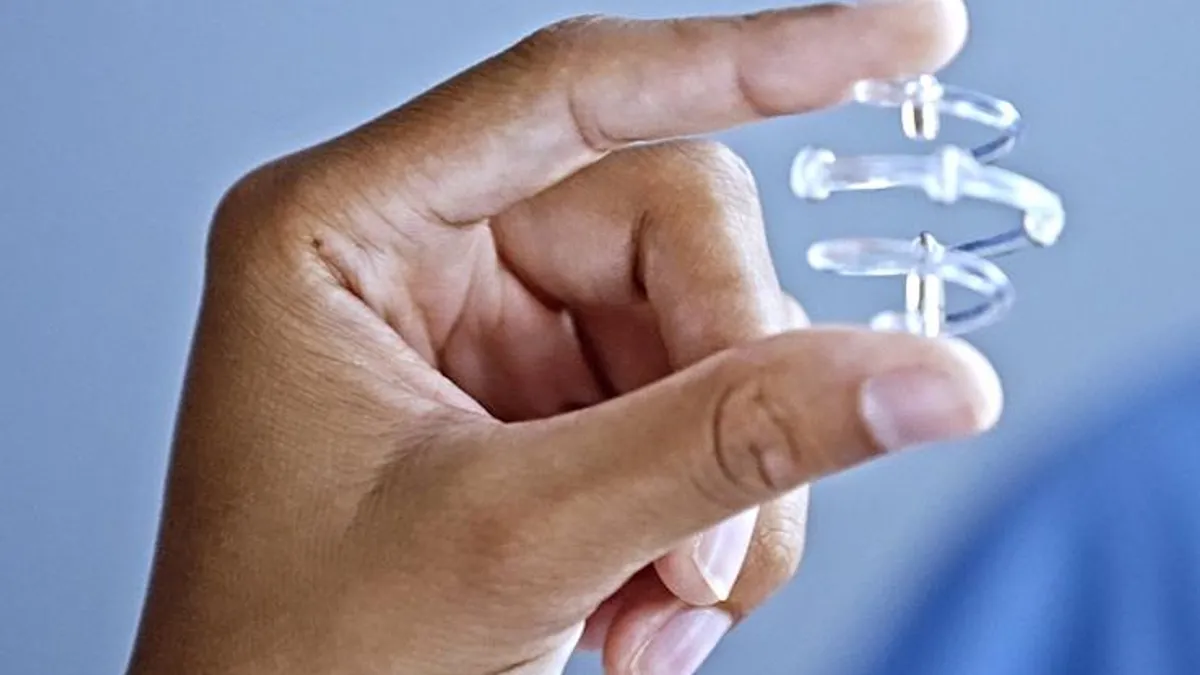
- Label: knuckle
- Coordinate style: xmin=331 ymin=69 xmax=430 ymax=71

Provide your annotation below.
xmin=507 ymin=15 xmax=626 ymax=153
xmin=701 ymin=355 xmax=808 ymax=509
xmin=749 ymin=529 xmax=800 ymax=590
xmin=723 ymin=504 xmax=808 ymax=618
xmin=211 ymin=164 xmax=274 ymax=231
xmin=663 ymin=139 xmax=758 ymax=195
xmin=702 ymin=349 xmax=855 ymax=511
xmin=206 ymin=167 xmax=274 ymax=269
xmin=208 ymin=161 xmax=293 ymax=257
xmin=750 ymin=495 xmax=809 ymax=584
xmin=645 ymin=140 xmax=762 ymax=233
xmin=216 ymin=156 xmax=328 ymax=225
xmin=515 ymin=14 xmax=617 ymax=64
xmin=207 ymin=155 xmax=338 ymax=270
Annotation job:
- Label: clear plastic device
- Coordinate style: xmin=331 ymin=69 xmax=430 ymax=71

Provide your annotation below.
xmin=790 ymin=74 xmax=1065 ymax=337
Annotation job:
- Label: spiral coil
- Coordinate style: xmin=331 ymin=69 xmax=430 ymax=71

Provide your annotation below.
xmin=790 ymin=75 xmax=1065 ymax=337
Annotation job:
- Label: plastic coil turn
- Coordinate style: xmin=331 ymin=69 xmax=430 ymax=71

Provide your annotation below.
xmin=790 ymin=74 xmax=1065 ymax=337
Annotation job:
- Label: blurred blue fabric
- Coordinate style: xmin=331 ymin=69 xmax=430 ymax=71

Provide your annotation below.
xmin=863 ymin=362 xmax=1200 ymax=675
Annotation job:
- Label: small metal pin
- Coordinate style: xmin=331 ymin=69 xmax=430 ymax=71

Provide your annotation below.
xmin=905 ymin=232 xmax=946 ymax=337
xmin=902 ymin=101 xmax=941 ymax=141
xmin=901 ymin=75 xmax=943 ymax=141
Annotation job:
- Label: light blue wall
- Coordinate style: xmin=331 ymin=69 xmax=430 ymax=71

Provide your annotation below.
xmin=2 ymin=2 xmax=1197 ymax=673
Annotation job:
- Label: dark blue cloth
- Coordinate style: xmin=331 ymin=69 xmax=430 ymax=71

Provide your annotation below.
xmin=866 ymin=366 xmax=1200 ymax=675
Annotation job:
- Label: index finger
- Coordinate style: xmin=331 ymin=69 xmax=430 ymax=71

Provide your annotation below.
xmin=335 ymin=0 xmax=969 ymax=225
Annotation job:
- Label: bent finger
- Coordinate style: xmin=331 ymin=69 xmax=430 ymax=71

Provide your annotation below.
xmin=494 ymin=139 xmax=786 ymax=382
xmin=721 ymin=485 xmax=811 ymax=620
xmin=603 ymin=487 xmax=810 ymax=674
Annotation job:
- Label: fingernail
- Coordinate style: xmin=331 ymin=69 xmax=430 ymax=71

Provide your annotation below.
xmin=859 ymin=341 xmax=1002 ymax=450
xmin=693 ymin=509 xmax=758 ymax=602
xmin=632 ymin=608 xmax=732 ymax=675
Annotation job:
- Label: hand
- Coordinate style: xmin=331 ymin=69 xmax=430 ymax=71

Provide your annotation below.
xmin=129 ymin=2 xmax=995 ymax=674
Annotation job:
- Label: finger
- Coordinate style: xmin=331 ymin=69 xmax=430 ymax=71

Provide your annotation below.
xmin=332 ymin=0 xmax=969 ymax=224
xmin=494 ymin=139 xmax=785 ymax=383
xmin=578 ymin=568 xmax=662 ymax=652
xmin=720 ymin=485 xmax=810 ymax=621
xmin=496 ymin=140 xmax=786 ymax=605
xmin=601 ymin=488 xmax=810 ymax=675
xmin=490 ymin=328 xmax=1002 ymax=594
xmin=578 ymin=594 xmax=623 ymax=652
xmin=602 ymin=579 xmax=705 ymax=675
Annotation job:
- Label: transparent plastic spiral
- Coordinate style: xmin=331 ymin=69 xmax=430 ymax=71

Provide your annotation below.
xmin=791 ymin=74 xmax=1066 ymax=337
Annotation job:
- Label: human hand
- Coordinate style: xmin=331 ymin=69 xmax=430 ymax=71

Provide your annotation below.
xmin=128 ymin=2 xmax=996 ymax=674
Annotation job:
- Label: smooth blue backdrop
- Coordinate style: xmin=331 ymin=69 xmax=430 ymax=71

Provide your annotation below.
xmin=863 ymin=357 xmax=1200 ymax=675
xmin=1 ymin=1 xmax=1197 ymax=674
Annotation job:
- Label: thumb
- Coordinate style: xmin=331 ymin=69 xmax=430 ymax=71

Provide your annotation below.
xmin=497 ymin=327 xmax=1001 ymax=584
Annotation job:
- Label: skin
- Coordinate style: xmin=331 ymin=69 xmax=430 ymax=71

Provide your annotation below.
xmin=127 ymin=2 xmax=998 ymax=674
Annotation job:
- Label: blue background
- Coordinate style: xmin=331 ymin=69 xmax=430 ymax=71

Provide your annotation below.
xmin=1 ymin=1 xmax=1197 ymax=673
